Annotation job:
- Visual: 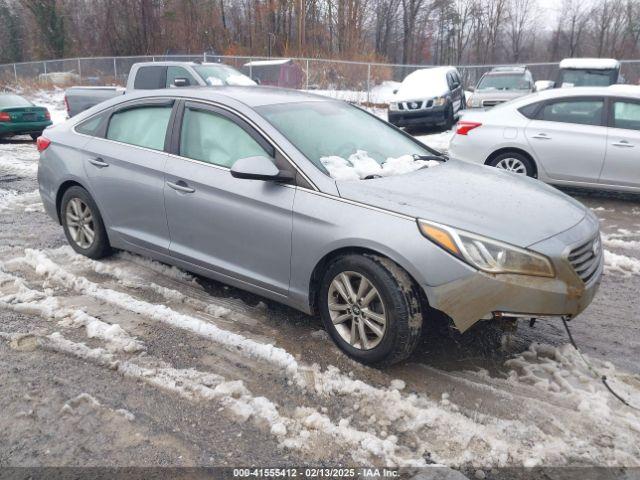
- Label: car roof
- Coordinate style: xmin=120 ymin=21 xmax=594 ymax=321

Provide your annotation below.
xmin=533 ymin=85 xmax=640 ymax=99
xmin=559 ymin=58 xmax=620 ymax=70
xmin=488 ymin=66 xmax=527 ymax=74
xmin=133 ymin=61 xmax=229 ymax=68
xmin=118 ymin=86 xmax=331 ymax=108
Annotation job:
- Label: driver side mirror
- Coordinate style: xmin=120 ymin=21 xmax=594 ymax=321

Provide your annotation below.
xmin=467 ymin=86 xmax=475 ymax=92
xmin=230 ymin=155 xmax=294 ymax=182
xmin=173 ymin=77 xmax=190 ymax=87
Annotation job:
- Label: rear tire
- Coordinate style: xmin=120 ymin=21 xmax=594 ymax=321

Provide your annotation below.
xmin=60 ymin=186 xmax=111 ymax=259
xmin=488 ymin=151 xmax=535 ymax=177
xmin=319 ymin=254 xmax=423 ymax=366
xmin=30 ymin=132 xmax=43 ymax=141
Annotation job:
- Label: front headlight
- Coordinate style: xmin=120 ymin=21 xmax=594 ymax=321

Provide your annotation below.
xmin=389 ymin=102 xmax=399 ymax=111
xmin=418 ymin=219 xmax=555 ymax=277
xmin=433 ymin=96 xmax=446 ymax=106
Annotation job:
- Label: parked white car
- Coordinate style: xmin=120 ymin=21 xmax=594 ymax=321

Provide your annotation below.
xmin=449 ymin=85 xmax=640 ymax=193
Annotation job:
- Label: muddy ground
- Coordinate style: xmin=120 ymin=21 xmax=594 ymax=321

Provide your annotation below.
xmin=1 ymin=100 xmax=640 ymax=479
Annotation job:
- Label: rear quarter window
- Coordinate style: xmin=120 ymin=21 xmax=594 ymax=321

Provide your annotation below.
xmin=75 ymin=111 xmax=109 ymax=136
xmin=518 ymin=102 xmax=540 ymax=119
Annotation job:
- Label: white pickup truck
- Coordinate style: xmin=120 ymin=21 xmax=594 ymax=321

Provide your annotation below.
xmin=65 ymin=61 xmax=256 ymax=117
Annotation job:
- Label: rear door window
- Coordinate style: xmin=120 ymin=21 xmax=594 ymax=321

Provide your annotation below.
xmin=133 ymin=66 xmax=167 ymax=89
xmin=612 ymin=101 xmax=640 ymax=131
xmin=107 ymin=105 xmax=173 ymax=150
xmin=538 ymin=99 xmax=604 ymax=126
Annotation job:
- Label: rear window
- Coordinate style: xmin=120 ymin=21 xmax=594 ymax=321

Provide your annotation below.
xmin=0 ymin=94 xmax=32 ymax=108
xmin=133 ymin=66 xmax=166 ymax=89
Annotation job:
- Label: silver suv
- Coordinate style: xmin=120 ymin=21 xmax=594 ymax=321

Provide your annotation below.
xmin=467 ymin=66 xmax=535 ymax=108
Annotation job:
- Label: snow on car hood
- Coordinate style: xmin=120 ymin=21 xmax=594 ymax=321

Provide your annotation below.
xmin=320 ymin=150 xmax=439 ymax=181
xmin=393 ymin=68 xmax=450 ymax=101
xmin=335 ymin=159 xmax=588 ymax=248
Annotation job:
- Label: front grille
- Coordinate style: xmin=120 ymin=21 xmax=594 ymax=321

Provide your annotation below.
xmin=403 ymin=101 xmax=423 ymax=110
xmin=567 ymin=236 xmax=602 ymax=284
xmin=482 ymin=100 xmax=505 ymax=107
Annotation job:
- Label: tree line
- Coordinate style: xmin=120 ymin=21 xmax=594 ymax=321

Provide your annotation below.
xmin=1 ymin=0 xmax=640 ymax=66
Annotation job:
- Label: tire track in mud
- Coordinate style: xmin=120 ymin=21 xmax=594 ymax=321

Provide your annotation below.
xmin=2 ymin=247 xmax=640 ymax=468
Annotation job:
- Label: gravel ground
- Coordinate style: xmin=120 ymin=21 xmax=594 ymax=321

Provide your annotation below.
xmin=1 ymin=93 xmax=639 ymax=477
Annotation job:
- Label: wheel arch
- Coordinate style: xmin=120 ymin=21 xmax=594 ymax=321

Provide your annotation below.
xmin=55 ymin=179 xmax=90 ymax=224
xmin=485 ymin=147 xmax=538 ymax=177
xmin=307 ymin=245 xmax=428 ymax=316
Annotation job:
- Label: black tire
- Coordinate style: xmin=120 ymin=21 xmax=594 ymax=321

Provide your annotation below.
xmin=60 ymin=186 xmax=112 ymax=259
xmin=319 ymin=254 xmax=423 ymax=366
xmin=488 ymin=151 xmax=536 ymax=177
xmin=30 ymin=132 xmax=43 ymax=141
xmin=443 ymin=103 xmax=455 ymax=130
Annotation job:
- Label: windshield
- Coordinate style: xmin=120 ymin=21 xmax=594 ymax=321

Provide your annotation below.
xmin=257 ymin=101 xmax=439 ymax=180
xmin=0 ymin=94 xmax=32 ymax=108
xmin=477 ymin=74 xmax=530 ymax=91
xmin=193 ymin=64 xmax=257 ymax=86
xmin=558 ymin=69 xmax=617 ymax=87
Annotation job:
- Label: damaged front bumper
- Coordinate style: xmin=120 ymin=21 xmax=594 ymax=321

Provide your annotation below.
xmin=423 ymin=213 xmax=603 ymax=332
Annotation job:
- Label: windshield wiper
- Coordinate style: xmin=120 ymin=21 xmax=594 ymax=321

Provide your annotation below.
xmin=413 ymin=153 xmax=448 ymax=162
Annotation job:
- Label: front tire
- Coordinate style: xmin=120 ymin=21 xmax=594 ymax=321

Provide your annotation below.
xmin=489 ymin=151 xmax=535 ymax=177
xmin=319 ymin=254 xmax=423 ymax=365
xmin=61 ymin=186 xmax=111 ymax=259
xmin=443 ymin=104 xmax=455 ymax=130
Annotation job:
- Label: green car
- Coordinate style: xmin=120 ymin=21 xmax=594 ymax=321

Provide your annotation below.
xmin=0 ymin=93 xmax=52 ymax=140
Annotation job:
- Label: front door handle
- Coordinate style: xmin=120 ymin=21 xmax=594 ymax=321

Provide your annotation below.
xmin=88 ymin=157 xmax=109 ymax=168
xmin=532 ymin=133 xmax=551 ymax=140
xmin=166 ymin=180 xmax=195 ymax=193
xmin=612 ymin=140 xmax=634 ymax=148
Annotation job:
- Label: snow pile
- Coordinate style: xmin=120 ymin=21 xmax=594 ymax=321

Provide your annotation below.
xmin=320 ymin=151 xmax=438 ymax=181
xmin=0 ymin=189 xmax=43 ymax=213
xmin=0 ymin=266 xmax=144 ymax=352
xmin=20 ymin=248 xmax=301 ymax=379
xmin=0 ymin=150 xmax=39 ymax=176
xmin=604 ymin=250 xmax=640 ymax=275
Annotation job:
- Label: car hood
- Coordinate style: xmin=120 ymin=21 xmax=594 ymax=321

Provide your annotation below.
xmin=335 ymin=159 xmax=588 ymax=248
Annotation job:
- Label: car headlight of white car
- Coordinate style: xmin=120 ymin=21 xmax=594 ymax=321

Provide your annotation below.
xmin=389 ymin=102 xmax=400 ymax=111
xmin=418 ymin=219 xmax=555 ymax=277
xmin=432 ymin=96 xmax=447 ymax=107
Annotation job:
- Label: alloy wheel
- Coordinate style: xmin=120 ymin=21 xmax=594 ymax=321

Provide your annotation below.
xmin=327 ymin=271 xmax=387 ymax=350
xmin=495 ymin=157 xmax=527 ymax=174
xmin=65 ymin=198 xmax=95 ymax=249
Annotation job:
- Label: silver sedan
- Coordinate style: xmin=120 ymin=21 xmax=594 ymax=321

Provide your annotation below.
xmin=450 ymin=85 xmax=640 ymax=193
xmin=37 ymin=87 xmax=602 ymax=365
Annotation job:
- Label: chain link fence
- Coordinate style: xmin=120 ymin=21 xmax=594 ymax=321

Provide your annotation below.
xmin=2 ymin=54 xmax=640 ymax=106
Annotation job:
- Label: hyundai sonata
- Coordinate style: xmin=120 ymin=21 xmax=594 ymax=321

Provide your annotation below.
xmin=37 ymin=87 xmax=602 ymax=364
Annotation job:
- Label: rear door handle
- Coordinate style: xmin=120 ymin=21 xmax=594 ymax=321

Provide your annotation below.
xmin=166 ymin=180 xmax=195 ymax=193
xmin=532 ymin=133 xmax=551 ymax=140
xmin=88 ymin=157 xmax=109 ymax=168
xmin=612 ymin=140 xmax=634 ymax=148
